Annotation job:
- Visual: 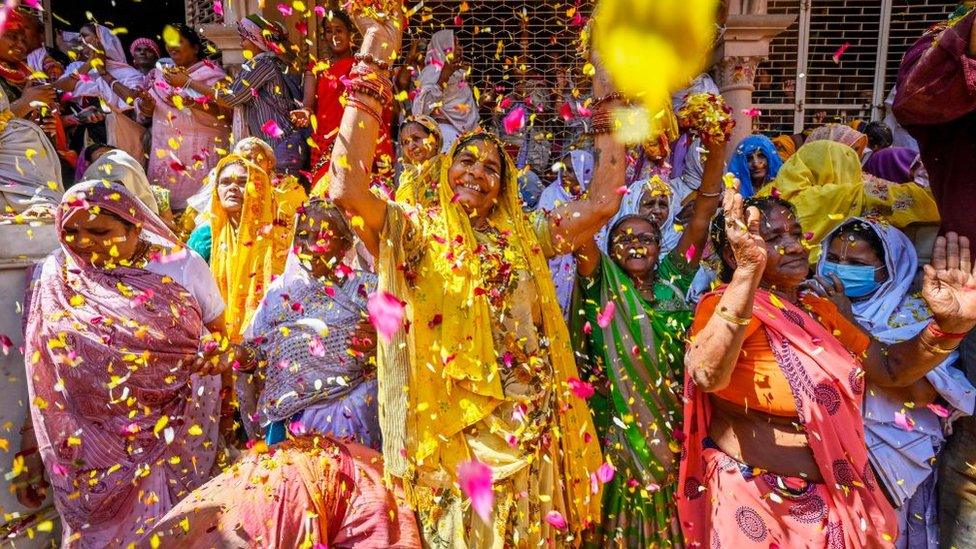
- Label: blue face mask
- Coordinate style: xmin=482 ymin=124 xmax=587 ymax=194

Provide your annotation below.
xmin=819 ymin=261 xmax=882 ymax=298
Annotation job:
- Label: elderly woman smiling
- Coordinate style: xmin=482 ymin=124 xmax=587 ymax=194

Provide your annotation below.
xmin=678 ymin=188 xmax=976 ymax=548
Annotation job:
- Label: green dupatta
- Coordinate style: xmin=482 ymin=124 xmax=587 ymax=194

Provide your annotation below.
xmin=572 ymin=253 xmax=693 ymax=548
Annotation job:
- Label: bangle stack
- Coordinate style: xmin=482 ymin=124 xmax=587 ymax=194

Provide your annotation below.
xmin=589 ymin=92 xmax=626 ymax=136
xmin=715 ymin=307 xmax=752 ymax=327
xmin=344 ymin=59 xmax=393 ymax=126
xmin=927 ymin=322 xmax=968 ymax=340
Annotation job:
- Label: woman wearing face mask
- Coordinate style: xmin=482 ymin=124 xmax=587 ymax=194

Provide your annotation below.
xmin=811 ymin=219 xmax=975 ymax=548
xmin=303 ymin=10 xmax=394 ymax=184
xmin=570 ymin=138 xmax=726 ymax=547
xmin=679 ymin=187 xmax=976 ymax=548
xmin=327 ymin=12 xmax=625 ymax=544
xmin=757 ymin=140 xmax=939 ymax=263
xmin=187 ymin=155 xmax=289 ymax=342
xmin=138 ymin=24 xmax=229 ymax=210
xmin=393 ymin=114 xmax=443 ymax=207
xmin=236 ymin=199 xmax=380 ymax=448
xmin=726 ymin=134 xmax=783 ymax=198
xmin=18 ymin=181 xmax=236 ymax=546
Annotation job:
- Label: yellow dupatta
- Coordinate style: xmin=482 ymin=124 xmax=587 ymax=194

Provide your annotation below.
xmin=759 ymin=140 xmax=938 ymax=262
xmin=376 ymin=132 xmax=603 ymax=531
xmin=209 ymin=155 xmax=286 ymax=342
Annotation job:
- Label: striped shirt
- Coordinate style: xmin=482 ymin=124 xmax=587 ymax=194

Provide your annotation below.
xmin=219 ymin=53 xmax=302 ymax=147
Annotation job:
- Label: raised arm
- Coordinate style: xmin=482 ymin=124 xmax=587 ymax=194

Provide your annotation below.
xmin=861 ymin=232 xmax=976 ymax=386
xmin=670 ymin=140 xmax=726 ymax=269
xmin=548 ymin=63 xmax=626 ymax=254
xmin=325 ymin=15 xmax=401 ymax=255
xmin=685 ymin=189 xmax=765 ymax=392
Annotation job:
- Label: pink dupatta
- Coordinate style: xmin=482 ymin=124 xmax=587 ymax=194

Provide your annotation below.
xmin=677 ymin=288 xmax=897 ymax=547
xmin=146 ymin=60 xmax=229 ymax=209
xmin=24 ymin=181 xmax=220 ymax=542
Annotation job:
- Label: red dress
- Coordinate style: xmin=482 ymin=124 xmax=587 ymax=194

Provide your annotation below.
xmin=310 ymin=56 xmax=394 ymax=188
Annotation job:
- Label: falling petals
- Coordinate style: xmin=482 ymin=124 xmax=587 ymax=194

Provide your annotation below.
xmin=545 ymin=510 xmax=567 ymax=530
xmin=502 ymin=106 xmax=526 ymax=135
xmin=213 ymin=0 xmax=223 ymax=16
xmin=568 ymin=377 xmax=595 ymax=399
xmin=832 ymin=42 xmax=851 ymax=64
xmin=894 ymin=411 xmax=915 ymax=432
xmin=927 ymin=403 xmax=950 ymax=418
xmin=596 ymin=462 xmax=616 ymax=483
xmin=457 ymin=460 xmax=493 ymax=523
xmin=367 ymin=291 xmax=405 ymax=342
xmin=597 ymin=301 xmax=615 ymax=328
xmin=261 ymin=119 xmax=284 ymax=139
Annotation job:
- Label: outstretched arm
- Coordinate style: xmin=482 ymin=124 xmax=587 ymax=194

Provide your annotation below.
xmin=863 ymin=232 xmax=976 ymax=386
xmin=324 ymin=16 xmax=402 ymax=255
xmin=547 ymin=62 xmax=626 ymax=254
xmin=670 ymin=140 xmax=726 ymax=269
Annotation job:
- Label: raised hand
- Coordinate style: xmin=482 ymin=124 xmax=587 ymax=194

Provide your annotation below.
xmin=722 ymin=183 xmax=767 ymax=275
xmin=922 ymin=232 xmax=976 ymax=335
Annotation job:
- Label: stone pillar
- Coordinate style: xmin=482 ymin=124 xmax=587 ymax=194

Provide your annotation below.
xmin=714 ymin=54 xmax=764 ymax=152
xmin=711 ymin=11 xmax=796 ymax=156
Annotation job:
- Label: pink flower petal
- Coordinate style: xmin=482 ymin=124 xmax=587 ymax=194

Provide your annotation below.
xmin=261 ymin=119 xmax=284 ymax=139
xmin=559 ymin=101 xmax=574 ymax=122
xmin=597 ymin=462 xmax=616 ymax=483
xmin=684 ymin=243 xmax=697 ymax=264
xmin=597 ymin=301 xmax=615 ymax=328
xmin=457 ymin=460 xmax=494 ymax=523
xmin=927 ymin=403 xmax=950 ymax=418
xmin=502 ymin=106 xmax=526 ymax=135
xmin=367 ymin=291 xmax=405 ymax=343
xmin=213 ymin=0 xmax=223 ymax=17
xmin=568 ymin=377 xmax=595 ymax=399
xmin=894 ymin=411 xmax=915 ymax=431
xmin=545 ymin=510 xmax=567 ymax=530
xmin=832 ymin=42 xmax=851 ymax=64
xmin=741 ymin=107 xmax=762 ymax=118
xmin=308 ymin=336 xmax=326 ymax=357
xmin=313 ymin=5 xmax=326 ymax=17
xmin=277 ymin=3 xmax=293 ymax=16
xmin=0 ymin=334 xmax=11 ymax=356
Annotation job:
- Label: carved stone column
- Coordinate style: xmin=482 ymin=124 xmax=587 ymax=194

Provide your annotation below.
xmin=714 ymin=54 xmax=764 ymax=152
xmin=710 ymin=11 xmax=796 ymax=155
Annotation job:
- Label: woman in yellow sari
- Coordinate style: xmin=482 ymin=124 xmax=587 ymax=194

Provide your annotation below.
xmin=187 ymin=154 xmax=290 ymax=341
xmin=757 ymin=140 xmax=938 ymax=262
xmin=323 ymin=13 xmax=624 ymax=548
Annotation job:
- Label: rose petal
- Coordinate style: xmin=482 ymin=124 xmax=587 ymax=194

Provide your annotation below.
xmin=261 ymin=119 xmax=284 ymax=139
xmin=545 ymin=510 xmax=567 ymax=530
xmin=894 ymin=411 xmax=915 ymax=431
xmin=597 ymin=301 xmax=615 ymax=328
xmin=596 ymin=462 xmax=616 ymax=483
xmin=367 ymin=291 xmax=405 ymax=342
xmin=457 ymin=460 xmax=493 ymax=523
xmin=502 ymin=106 xmax=526 ymax=135
xmin=567 ymin=377 xmax=595 ymax=399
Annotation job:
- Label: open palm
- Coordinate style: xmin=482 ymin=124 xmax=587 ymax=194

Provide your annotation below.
xmin=922 ymin=232 xmax=976 ymax=334
xmin=723 ymin=185 xmax=767 ymax=273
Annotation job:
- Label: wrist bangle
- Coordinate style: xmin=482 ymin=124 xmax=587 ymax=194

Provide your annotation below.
xmin=15 ymin=447 xmax=37 ymax=460
xmin=699 ymin=189 xmax=722 ymax=198
xmin=927 ymin=322 xmax=968 ymax=340
xmin=715 ymin=307 xmax=752 ymax=327
xmin=920 ymin=335 xmax=956 ymax=355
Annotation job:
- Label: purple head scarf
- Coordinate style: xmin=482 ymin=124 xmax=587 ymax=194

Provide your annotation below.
xmin=863 ymin=147 xmax=919 ymax=183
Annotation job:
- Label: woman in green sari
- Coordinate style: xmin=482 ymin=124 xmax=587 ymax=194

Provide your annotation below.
xmin=574 ymin=139 xmax=726 ymax=547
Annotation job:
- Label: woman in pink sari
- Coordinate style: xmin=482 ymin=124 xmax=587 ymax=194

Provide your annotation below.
xmin=678 ymin=189 xmax=976 ymax=547
xmin=20 ymin=181 xmax=239 ymax=547
xmin=139 ymin=24 xmax=230 ymax=210
xmin=141 ymin=436 xmax=420 ymax=548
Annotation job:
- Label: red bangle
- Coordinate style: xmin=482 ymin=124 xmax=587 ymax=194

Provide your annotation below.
xmin=927 ymin=322 xmax=968 ymax=340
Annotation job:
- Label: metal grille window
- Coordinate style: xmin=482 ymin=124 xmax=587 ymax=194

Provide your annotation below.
xmin=186 ymin=0 xmax=224 ymax=27
xmin=752 ymin=0 xmax=955 ymax=135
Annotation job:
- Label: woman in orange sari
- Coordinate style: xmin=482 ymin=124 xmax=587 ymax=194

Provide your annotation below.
xmin=677 ymin=190 xmax=976 ymax=547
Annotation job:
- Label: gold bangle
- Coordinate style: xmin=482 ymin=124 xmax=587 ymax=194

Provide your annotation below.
xmin=715 ymin=307 xmax=752 ymax=327
xmin=919 ymin=335 xmax=955 ymax=356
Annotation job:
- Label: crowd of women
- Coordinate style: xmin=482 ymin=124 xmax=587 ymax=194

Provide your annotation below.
xmin=6 ymin=2 xmax=976 ymax=548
